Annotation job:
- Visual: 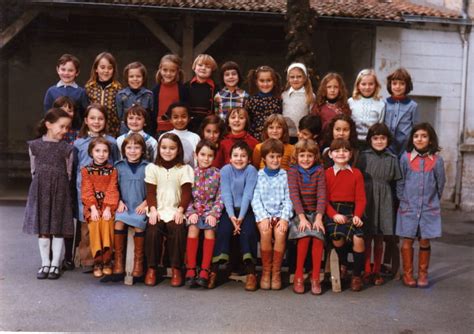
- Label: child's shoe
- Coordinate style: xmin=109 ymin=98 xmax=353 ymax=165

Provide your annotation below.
xmin=293 ymin=276 xmax=305 ymax=294
xmin=351 ymin=276 xmax=363 ymax=291
xmin=245 ymin=273 xmax=257 ymax=291
xmin=207 ymin=271 xmax=217 ymax=289
xmin=310 ymin=278 xmax=322 ymax=295
xmin=271 ymin=250 xmax=284 ymax=290
xmin=170 ymin=268 xmax=183 ymax=287
xmin=48 ymin=266 xmax=60 ymax=280
xmin=185 ymin=268 xmax=197 ymax=288
xmin=196 ymin=269 xmax=210 ymax=288
xmin=102 ymin=264 xmax=113 ymax=276
xmin=37 ymin=266 xmax=50 ymax=280
xmin=374 ymin=273 xmax=384 ymax=286
xmin=62 ymin=259 xmax=75 ymax=271
xmin=417 ymin=247 xmax=431 ymax=288
xmin=93 ymin=265 xmax=103 ymax=278
xmin=260 ymin=250 xmax=272 ymax=290
xmin=145 ymin=268 xmax=157 ymax=286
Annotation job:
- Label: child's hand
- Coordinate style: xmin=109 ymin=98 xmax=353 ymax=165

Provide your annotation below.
xmin=174 ymin=208 xmax=184 ymax=225
xmin=188 ymin=213 xmax=199 ymax=225
xmin=102 ymin=207 xmax=112 ymax=221
xmin=230 ymin=216 xmax=241 ymax=235
xmin=259 ymin=218 xmax=271 ymax=232
xmin=148 ymin=207 xmax=159 ymax=226
xmin=135 ymin=200 xmax=147 ymax=215
xmin=117 ymin=200 xmax=127 ymax=213
xmin=276 ymin=219 xmax=288 ymax=233
xmin=298 ymin=215 xmax=311 ymax=232
xmin=333 ymin=214 xmax=347 ymax=224
xmin=206 ymin=215 xmax=217 ymax=227
xmin=90 ymin=206 xmax=100 ymax=221
xmin=352 ymin=216 xmax=364 ymax=227
xmin=312 ymin=214 xmax=325 ymax=233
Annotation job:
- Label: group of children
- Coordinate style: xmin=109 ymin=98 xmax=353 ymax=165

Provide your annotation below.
xmin=24 ymin=51 xmax=445 ymax=295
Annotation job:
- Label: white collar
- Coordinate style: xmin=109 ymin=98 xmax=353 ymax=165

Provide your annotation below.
xmin=127 ymin=130 xmax=146 ymax=137
xmin=289 ymin=86 xmax=306 ymax=95
xmin=56 ymin=80 xmax=78 ymax=88
xmin=333 ymin=164 xmax=353 ymax=175
xmin=410 ymin=149 xmax=434 ymax=161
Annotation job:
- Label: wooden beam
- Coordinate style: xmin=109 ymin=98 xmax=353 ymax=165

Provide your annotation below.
xmin=0 ymin=10 xmax=40 ymax=49
xmin=193 ymin=21 xmax=232 ymax=57
xmin=136 ymin=15 xmax=182 ymax=55
xmin=182 ymin=15 xmax=194 ymax=81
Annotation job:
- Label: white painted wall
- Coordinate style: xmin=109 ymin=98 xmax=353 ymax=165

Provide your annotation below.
xmin=375 ymin=24 xmax=465 ymax=204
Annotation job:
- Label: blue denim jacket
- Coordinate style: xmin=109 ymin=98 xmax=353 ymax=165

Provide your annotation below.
xmin=384 ymin=97 xmax=418 ymax=156
xmin=116 ymin=87 xmax=153 ymax=135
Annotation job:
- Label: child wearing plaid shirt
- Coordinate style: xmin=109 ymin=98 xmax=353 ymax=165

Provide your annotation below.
xmin=251 ymin=139 xmax=293 ymax=290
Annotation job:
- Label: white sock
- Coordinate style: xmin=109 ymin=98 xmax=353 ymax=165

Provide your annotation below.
xmin=51 ymin=237 xmax=64 ymax=267
xmin=38 ymin=238 xmax=51 ymax=267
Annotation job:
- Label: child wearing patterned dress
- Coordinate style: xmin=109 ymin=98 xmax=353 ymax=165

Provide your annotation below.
xmin=312 ymin=72 xmax=351 ymax=132
xmin=81 ymin=137 xmax=119 ymax=278
xmin=24 ymin=109 xmax=74 ymax=280
xmin=214 ymin=61 xmax=249 ymax=121
xmin=288 ymin=139 xmax=326 ymax=295
xmin=384 ymin=68 xmax=419 ymax=156
xmin=53 ymin=96 xmax=81 ymax=145
xmin=116 ymin=105 xmax=158 ymax=162
xmin=199 ymin=115 xmax=226 ymax=148
xmin=282 ymin=63 xmax=315 ymax=143
xmin=251 ymin=139 xmax=293 ymax=290
xmin=213 ymin=107 xmax=258 ymax=168
xmin=74 ymin=104 xmax=120 ymax=272
xmin=324 ymin=139 xmax=366 ymax=292
xmin=245 ymin=65 xmax=282 ymax=139
xmin=185 ymin=140 xmax=223 ymax=288
xmin=144 ymin=133 xmax=194 ymax=287
xmin=396 ymin=123 xmax=445 ymax=288
xmin=348 ymin=69 xmax=385 ymax=149
xmin=252 ymin=114 xmax=294 ymax=170
xmin=85 ymin=52 xmax=123 ymax=137
xmin=356 ymin=124 xmax=401 ymax=286
xmin=116 ymin=62 xmax=153 ymax=135
xmin=112 ymin=134 xmax=149 ymax=278
xmin=212 ymin=141 xmax=259 ymax=291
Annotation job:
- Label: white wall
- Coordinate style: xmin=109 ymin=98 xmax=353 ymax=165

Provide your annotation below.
xmin=374 ymin=24 xmax=465 ymax=204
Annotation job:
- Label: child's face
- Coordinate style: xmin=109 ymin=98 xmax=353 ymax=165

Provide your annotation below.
xmin=391 ymin=79 xmax=406 ymax=97
xmin=371 ymin=134 xmax=388 ymax=152
xmin=159 ymin=138 xmax=178 ymax=161
xmin=92 ymin=143 xmax=110 ymax=165
xmin=124 ymin=142 xmax=143 ymax=163
xmin=127 ymin=113 xmax=145 ymax=132
xmin=288 ymin=68 xmax=305 ymax=91
xmin=61 ymin=104 xmax=74 ymax=118
xmin=326 ymin=78 xmax=340 ymax=100
xmin=203 ymin=123 xmax=220 ymax=144
xmin=297 ymin=151 xmax=316 ymax=170
xmin=194 ymin=62 xmax=213 ymax=81
xmin=56 ymin=61 xmax=79 ymax=84
xmin=257 ymin=71 xmax=274 ymax=94
xmin=329 ymin=148 xmax=352 ymax=166
xmin=46 ymin=117 xmax=71 ymax=141
xmin=196 ymin=146 xmax=215 ymax=169
xmin=413 ymin=129 xmax=430 ymax=151
xmin=85 ymin=108 xmax=106 ymax=134
xmin=358 ymin=75 xmax=376 ymax=98
xmin=223 ymin=69 xmax=239 ymax=89
xmin=229 ymin=111 xmax=246 ymax=134
xmin=297 ymin=129 xmax=316 ymax=141
xmin=229 ymin=148 xmax=249 ymax=170
xmin=96 ymin=57 xmax=114 ymax=82
xmin=333 ymin=120 xmax=350 ymax=141
xmin=170 ymin=107 xmax=189 ymax=131
xmin=160 ymin=61 xmax=178 ymax=84
xmin=267 ymin=121 xmax=283 ymax=140
xmin=128 ymin=68 xmax=144 ymax=90
xmin=263 ymin=152 xmax=282 ymax=170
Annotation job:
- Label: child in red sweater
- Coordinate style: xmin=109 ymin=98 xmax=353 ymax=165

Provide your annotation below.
xmin=324 ymin=138 xmax=366 ymax=291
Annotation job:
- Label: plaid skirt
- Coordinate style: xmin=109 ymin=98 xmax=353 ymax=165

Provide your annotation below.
xmin=324 ymin=202 xmax=364 ymax=242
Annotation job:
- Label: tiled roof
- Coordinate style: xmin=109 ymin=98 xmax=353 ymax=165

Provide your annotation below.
xmin=99 ymin=0 xmax=462 ymax=21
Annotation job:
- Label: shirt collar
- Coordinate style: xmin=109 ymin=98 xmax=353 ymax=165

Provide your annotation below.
xmin=127 ymin=130 xmax=146 ymax=137
xmin=333 ymin=164 xmax=353 ymax=175
xmin=289 ymin=86 xmax=306 ymax=95
xmin=410 ymin=149 xmax=434 ymax=161
xmin=190 ymin=76 xmax=215 ymax=89
xmin=56 ymin=80 xmax=78 ymax=88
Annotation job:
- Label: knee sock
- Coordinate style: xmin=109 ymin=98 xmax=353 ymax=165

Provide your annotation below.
xmin=364 ymin=237 xmax=373 ymax=273
xmin=373 ymin=243 xmax=384 ymax=274
xmin=334 ymin=244 xmax=348 ymax=267
xmin=353 ymin=251 xmax=365 ymax=277
xmin=64 ymin=237 xmax=73 ymax=261
xmin=200 ymin=238 xmax=215 ymax=279
xmin=51 ymin=237 xmax=64 ymax=267
xmin=295 ymin=237 xmax=310 ymax=279
xmin=185 ymin=237 xmax=198 ymax=277
xmin=38 ymin=238 xmax=51 ymax=267
xmin=311 ymin=238 xmax=324 ymax=280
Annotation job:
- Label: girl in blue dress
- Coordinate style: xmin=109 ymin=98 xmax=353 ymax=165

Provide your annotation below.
xmin=396 ymin=123 xmax=445 ymax=288
xmin=113 ymin=133 xmax=149 ymax=278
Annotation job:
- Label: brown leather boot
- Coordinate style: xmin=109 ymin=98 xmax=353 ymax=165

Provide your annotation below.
xmin=170 ymin=267 xmax=182 ymax=287
xmin=245 ymin=273 xmax=257 ymax=291
xmin=271 ymin=250 xmax=284 ymax=290
xmin=113 ymin=232 xmax=126 ymax=274
xmin=144 ymin=267 xmax=156 ymax=286
xmin=401 ymin=244 xmax=417 ymax=287
xmin=260 ymin=250 xmax=272 ymax=290
xmin=208 ymin=271 xmax=217 ymax=289
xmin=132 ymin=235 xmax=145 ymax=277
xmin=102 ymin=249 xmax=113 ymax=275
xmin=417 ymin=247 xmax=431 ymax=288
